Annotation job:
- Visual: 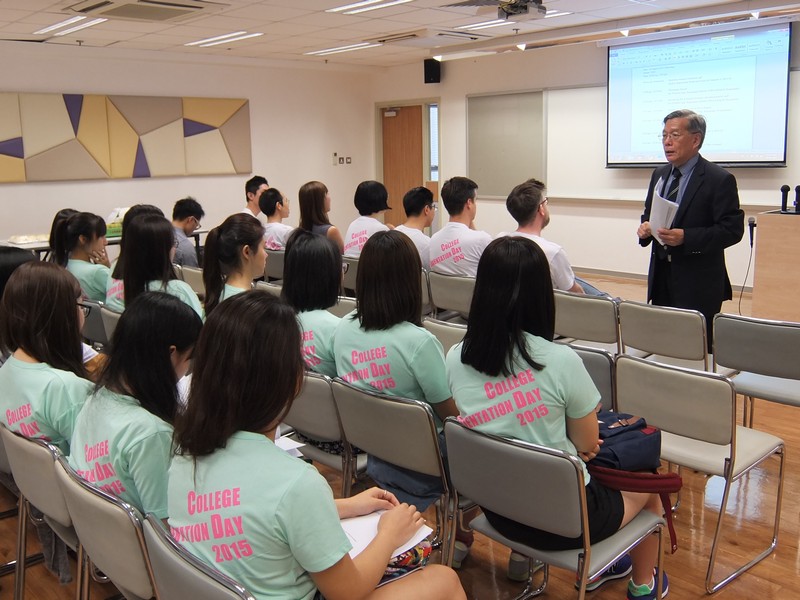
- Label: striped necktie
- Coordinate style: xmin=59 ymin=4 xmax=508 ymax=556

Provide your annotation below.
xmin=665 ymin=168 xmax=681 ymax=202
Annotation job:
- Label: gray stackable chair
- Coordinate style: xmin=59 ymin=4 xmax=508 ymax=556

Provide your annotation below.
xmin=327 ymin=296 xmax=357 ymax=319
xmin=421 ymin=269 xmax=432 ymax=316
xmin=553 ymin=290 xmax=625 ymax=355
xmin=615 ymin=355 xmax=785 ymax=593
xmin=0 ymin=426 xmax=87 ymax=600
xmin=143 ymin=514 xmax=256 ymax=600
xmin=422 ymin=317 xmax=466 ymax=357
xmin=100 ymin=306 xmax=122 ymax=341
xmin=341 ymin=256 xmax=359 ymax=296
xmin=427 ymin=271 xmax=475 ymax=320
xmin=265 ymin=249 xmax=285 ymax=281
xmin=444 ymin=418 xmax=664 ymax=600
xmin=282 ymin=372 xmax=366 ymax=497
xmin=618 ymin=300 xmax=734 ymax=375
xmin=570 ymin=344 xmax=615 ymax=411
xmin=713 ymin=313 xmax=800 ymax=427
xmin=172 ymin=263 xmax=184 ymax=281
xmin=254 ymin=280 xmax=282 ymax=298
xmin=80 ymin=299 xmax=109 ymax=349
xmin=54 ymin=456 xmax=156 ymax=600
xmin=330 ymin=378 xmax=461 ymax=564
xmin=180 ymin=266 xmax=206 ymax=298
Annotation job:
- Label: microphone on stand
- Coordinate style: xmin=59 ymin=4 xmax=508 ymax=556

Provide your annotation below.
xmin=748 ymin=217 xmax=756 ymax=248
xmin=795 ymin=185 xmax=800 ymax=213
xmin=781 ymin=185 xmax=790 ymax=212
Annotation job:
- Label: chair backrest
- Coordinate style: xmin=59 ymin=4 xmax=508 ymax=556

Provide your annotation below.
xmin=172 ymin=263 xmax=184 ymax=281
xmin=619 ymin=300 xmax=707 ymax=363
xmin=327 ymin=296 xmax=357 ymax=319
xmin=0 ymin=425 xmax=72 ymax=528
xmin=254 ymin=280 xmax=282 ymax=298
xmin=714 ymin=313 xmax=800 ymax=379
xmin=615 ymin=355 xmax=733 ymax=446
xmin=265 ymin=250 xmax=285 ymax=280
xmin=428 ymin=271 xmax=475 ymax=316
xmin=421 ymin=269 xmax=431 ymax=315
xmin=570 ymin=344 xmax=615 ymax=411
xmin=283 ymin=373 xmax=343 ymax=443
xmin=181 ymin=266 xmax=205 ymax=296
xmin=143 ymin=514 xmax=255 ymax=600
xmin=342 ymin=256 xmax=359 ymax=294
xmin=54 ymin=456 xmax=155 ymax=600
xmin=422 ymin=317 xmax=466 ymax=356
xmin=444 ymin=419 xmax=586 ymax=540
xmin=81 ymin=299 xmax=108 ymax=347
xmin=554 ymin=290 xmax=620 ymax=349
xmin=100 ymin=306 xmax=121 ymax=340
xmin=330 ymin=379 xmax=445 ymax=479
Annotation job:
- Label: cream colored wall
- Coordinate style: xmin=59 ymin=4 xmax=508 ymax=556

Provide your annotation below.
xmin=0 ymin=42 xmax=372 ymax=241
xmin=371 ymin=42 xmax=800 ymax=288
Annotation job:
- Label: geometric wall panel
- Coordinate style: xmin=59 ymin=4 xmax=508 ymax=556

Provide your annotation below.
xmin=0 ymin=92 xmax=251 ymax=183
xmin=185 ymin=129 xmax=236 ymax=175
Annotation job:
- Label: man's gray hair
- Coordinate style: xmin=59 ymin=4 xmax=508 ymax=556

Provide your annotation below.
xmin=664 ymin=109 xmax=706 ymax=148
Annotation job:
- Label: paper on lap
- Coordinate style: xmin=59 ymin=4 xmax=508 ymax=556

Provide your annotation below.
xmin=341 ymin=511 xmax=432 ymax=558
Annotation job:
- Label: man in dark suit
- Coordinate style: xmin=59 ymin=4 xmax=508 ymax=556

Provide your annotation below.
xmin=637 ymin=109 xmax=744 ymax=348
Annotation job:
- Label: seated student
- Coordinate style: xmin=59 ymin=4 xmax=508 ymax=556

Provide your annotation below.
xmin=106 ymin=214 xmax=203 ymax=319
xmin=0 ymin=247 xmax=36 ymax=368
xmin=282 ymin=229 xmax=341 ymax=378
xmin=343 ymin=181 xmax=392 ymax=258
xmin=446 ymin=237 xmax=666 ymax=600
xmin=47 ymin=208 xmax=78 ymax=263
xmin=501 ymin=179 xmax=606 ymax=295
xmin=241 ymin=175 xmax=269 ymax=223
xmin=169 ymin=291 xmax=465 ymax=600
xmin=334 ymin=231 xmax=458 ymax=509
xmin=172 ymin=197 xmax=205 ymax=268
xmin=299 ymin=180 xmax=345 ymax=254
xmin=395 ymin=187 xmax=436 ymax=269
xmin=259 ymin=187 xmax=294 ymax=250
xmin=202 ymin=213 xmax=266 ymax=316
xmin=110 ymin=204 xmax=165 ymax=276
xmin=52 ymin=211 xmax=111 ymax=302
xmin=428 ymin=177 xmax=491 ymax=276
xmin=0 ymin=262 xmax=93 ymax=453
xmin=69 ymin=292 xmax=201 ymax=517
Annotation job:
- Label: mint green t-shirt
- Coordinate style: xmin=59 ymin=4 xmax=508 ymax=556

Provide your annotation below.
xmin=67 ymin=259 xmax=111 ymax=303
xmin=220 ymin=284 xmax=247 ymax=304
xmin=333 ymin=313 xmax=451 ymax=428
xmin=69 ymin=387 xmax=173 ymax=517
xmin=168 ymin=431 xmax=351 ymax=600
xmin=105 ymin=278 xmax=204 ymax=320
xmin=297 ymin=309 xmax=340 ymax=378
xmin=0 ymin=356 xmax=92 ymax=454
xmin=446 ymin=334 xmax=600 ymax=483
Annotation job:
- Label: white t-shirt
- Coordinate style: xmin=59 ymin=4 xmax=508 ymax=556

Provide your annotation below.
xmin=240 ymin=207 xmax=268 ymax=226
xmin=497 ymin=231 xmax=576 ymax=291
xmin=263 ymin=223 xmax=294 ymax=250
xmin=429 ymin=222 xmax=492 ymax=276
xmin=395 ymin=225 xmax=431 ymax=269
xmin=343 ymin=216 xmax=389 ymax=258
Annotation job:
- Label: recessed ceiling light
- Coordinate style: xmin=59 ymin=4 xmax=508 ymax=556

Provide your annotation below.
xmin=52 ymin=18 xmax=107 ymax=37
xmin=185 ymin=31 xmax=247 ymax=46
xmin=545 ymin=10 xmax=572 ymax=18
xmin=305 ymin=42 xmax=382 ymax=56
xmin=199 ymin=33 xmax=263 ymax=47
xmin=455 ymin=20 xmax=506 ymax=31
xmin=327 ymin=0 xmax=413 ymax=14
xmin=343 ymin=0 xmax=413 ymax=14
xmin=33 ymin=16 xmax=86 ymax=35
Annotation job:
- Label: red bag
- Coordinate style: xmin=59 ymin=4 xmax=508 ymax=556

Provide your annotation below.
xmin=588 ymin=463 xmax=682 ymax=554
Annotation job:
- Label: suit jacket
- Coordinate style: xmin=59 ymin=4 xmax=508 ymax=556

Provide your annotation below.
xmin=640 ymin=155 xmax=744 ymax=317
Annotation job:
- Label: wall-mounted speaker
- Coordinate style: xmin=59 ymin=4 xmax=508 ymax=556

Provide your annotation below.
xmin=424 ymin=58 xmax=441 ymax=84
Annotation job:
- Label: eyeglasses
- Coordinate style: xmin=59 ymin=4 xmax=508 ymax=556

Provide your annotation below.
xmin=78 ymin=301 xmax=91 ymax=318
xmin=342 ymin=262 xmax=350 ymax=274
xmin=428 ymin=202 xmax=438 ymax=211
xmin=660 ymin=132 xmax=686 ymax=142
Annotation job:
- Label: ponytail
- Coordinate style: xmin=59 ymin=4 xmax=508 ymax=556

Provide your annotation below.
xmin=202 ymin=226 xmax=225 ymax=316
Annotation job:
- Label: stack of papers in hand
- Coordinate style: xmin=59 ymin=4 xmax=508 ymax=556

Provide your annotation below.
xmin=341 ymin=511 xmax=433 ymax=558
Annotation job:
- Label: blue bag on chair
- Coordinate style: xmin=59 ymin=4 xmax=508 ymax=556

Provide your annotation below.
xmin=590 ymin=410 xmax=661 ymax=472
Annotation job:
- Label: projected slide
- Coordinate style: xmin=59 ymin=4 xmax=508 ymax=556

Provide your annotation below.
xmin=607 ymin=23 xmax=790 ymax=167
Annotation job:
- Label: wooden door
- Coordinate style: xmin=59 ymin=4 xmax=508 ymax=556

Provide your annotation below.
xmin=382 ymin=106 xmax=423 ymax=227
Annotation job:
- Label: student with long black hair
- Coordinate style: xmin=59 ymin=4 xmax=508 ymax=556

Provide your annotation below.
xmin=53 ymin=211 xmax=111 ymax=302
xmin=298 ymin=180 xmax=344 ymax=254
xmin=105 ymin=214 xmax=203 ymax=318
xmin=446 ymin=237 xmax=666 ymax=600
xmin=169 ymin=291 xmax=464 ymax=600
xmin=0 ymin=262 xmax=93 ymax=453
xmin=202 ymin=213 xmax=266 ymax=316
xmin=69 ymin=292 xmax=202 ymax=516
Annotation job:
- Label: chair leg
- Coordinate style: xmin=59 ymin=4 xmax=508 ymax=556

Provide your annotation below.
xmin=512 ymin=560 xmax=547 ymax=600
xmin=76 ymin=544 xmax=90 ymax=600
xmin=705 ymin=448 xmax=785 ymax=593
xmin=747 ymin=396 xmax=755 ymax=428
xmin=13 ymin=497 xmax=30 ymax=600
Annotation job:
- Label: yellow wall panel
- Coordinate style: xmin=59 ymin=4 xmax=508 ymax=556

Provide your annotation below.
xmin=76 ymin=95 xmax=111 ymax=176
xmin=0 ymin=155 xmax=25 ymax=183
xmin=107 ymin=98 xmax=139 ymax=178
xmin=140 ymin=120 xmax=186 ymax=177
xmin=18 ymin=93 xmax=74 ymax=157
xmin=0 ymin=93 xmax=21 ymax=141
xmin=183 ymin=98 xmax=247 ymax=128
xmin=185 ymin=130 xmax=235 ymax=175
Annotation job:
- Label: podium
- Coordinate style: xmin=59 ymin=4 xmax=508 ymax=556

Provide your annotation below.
xmin=752 ymin=210 xmax=800 ymax=322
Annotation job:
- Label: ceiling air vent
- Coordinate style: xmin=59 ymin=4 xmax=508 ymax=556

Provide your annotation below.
xmin=366 ymin=28 xmax=491 ymax=48
xmin=66 ymin=0 xmax=228 ymax=23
